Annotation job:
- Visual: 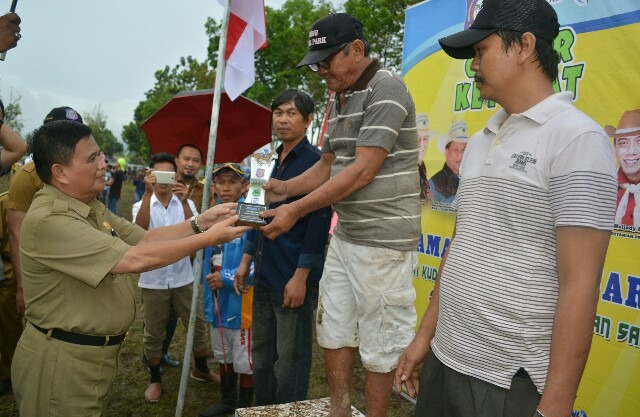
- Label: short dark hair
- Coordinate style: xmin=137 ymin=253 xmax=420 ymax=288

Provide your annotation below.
xmin=496 ymin=29 xmax=559 ymax=82
xmin=150 ymin=152 xmax=177 ymax=171
xmin=29 ymin=120 xmax=93 ymax=184
xmin=177 ymin=143 xmax=203 ymax=160
xmin=344 ymin=39 xmax=371 ymax=57
xmin=271 ymin=89 xmax=315 ymax=122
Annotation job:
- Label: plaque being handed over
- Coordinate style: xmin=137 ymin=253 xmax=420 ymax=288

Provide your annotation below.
xmin=237 ymin=150 xmax=278 ymax=226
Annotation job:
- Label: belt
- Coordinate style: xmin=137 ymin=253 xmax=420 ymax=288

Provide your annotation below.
xmin=31 ymin=322 xmax=127 ymax=347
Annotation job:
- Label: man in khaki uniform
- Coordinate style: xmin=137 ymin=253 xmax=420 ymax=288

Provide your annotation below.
xmin=7 ymin=106 xmax=79 ymax=320
xmin=176 ymin=143 xmax=204 ymax=210
xmin=11 ymin=121 xmax=250 ymax=416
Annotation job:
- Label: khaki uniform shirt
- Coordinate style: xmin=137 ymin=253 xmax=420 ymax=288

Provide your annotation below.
xmin=185 ymin=179 xmax=204 ymax=211
xmin=7 ymin=160 xmax=43 ymax=213
xmin=20 ymin=185 xmax=145 ymax=336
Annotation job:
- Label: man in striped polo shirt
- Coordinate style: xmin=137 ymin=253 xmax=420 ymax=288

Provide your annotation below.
xmin=260 ymin=13 xmax=421 ymax=417
xmin=395 ymin=1 xmax=618 ymax=417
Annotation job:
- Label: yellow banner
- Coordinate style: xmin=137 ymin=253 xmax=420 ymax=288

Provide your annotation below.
xmin=404 ymin=1 xmax=640 ymax=415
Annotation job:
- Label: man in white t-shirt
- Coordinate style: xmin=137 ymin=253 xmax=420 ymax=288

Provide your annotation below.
xmin=395 ymin=1 xmax=618 ymax=417
xmin=133 ymin=152 xmax=219 ymax=402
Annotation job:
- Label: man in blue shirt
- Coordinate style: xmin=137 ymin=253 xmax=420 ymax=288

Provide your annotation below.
xmin=235 ymin=89 xmax=331 ymax=405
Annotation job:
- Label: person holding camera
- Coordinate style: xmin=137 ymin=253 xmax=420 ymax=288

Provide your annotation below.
xmin=133 ymin=152 xmax=221 ymax=403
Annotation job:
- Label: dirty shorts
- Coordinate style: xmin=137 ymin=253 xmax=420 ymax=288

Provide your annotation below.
xmin=316 ymin=235 xmax=417 ymax=373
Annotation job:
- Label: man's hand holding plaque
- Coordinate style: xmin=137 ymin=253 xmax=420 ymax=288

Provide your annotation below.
xmin=236 ymin=150 xmax=278 ymax=226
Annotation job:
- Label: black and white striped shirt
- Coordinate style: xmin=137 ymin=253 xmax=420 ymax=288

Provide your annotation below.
xmin=431 ymin=92 xmax=618 ymax=392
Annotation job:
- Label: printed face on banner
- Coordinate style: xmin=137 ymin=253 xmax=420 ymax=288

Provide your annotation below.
xmin=615 ymin=135 xmax=640 ymax=182
xmin=445 ymin=142 xmax=467 ymax=175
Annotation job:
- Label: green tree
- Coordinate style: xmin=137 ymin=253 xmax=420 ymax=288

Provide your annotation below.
xmin=344 ymin=0 xmax=422 ymax=71
xmin=85 ymin=106 xmax=124 ymax=158
xmin=1 ymin=89 xmax=24 ymax=135
xmin=122 ymin=56 xmax=213 ymax=163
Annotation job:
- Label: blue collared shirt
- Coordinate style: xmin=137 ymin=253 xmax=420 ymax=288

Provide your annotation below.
xmin=244 ymin=137 xmax=331 ymax=290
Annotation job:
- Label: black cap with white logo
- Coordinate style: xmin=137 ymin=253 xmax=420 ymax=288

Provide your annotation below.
xmin=297 ymin=13 xmax=364 ymax=68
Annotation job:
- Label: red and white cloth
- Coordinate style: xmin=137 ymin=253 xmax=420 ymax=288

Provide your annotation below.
xmin=220 ymin=0 xmax=267 ymax=101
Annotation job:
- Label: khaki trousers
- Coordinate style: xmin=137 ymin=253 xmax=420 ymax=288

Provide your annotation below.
xmin=12 ymin=323 xmax=121 ymax=417
xmin=141 ymin=283 xmax=208 ymax=359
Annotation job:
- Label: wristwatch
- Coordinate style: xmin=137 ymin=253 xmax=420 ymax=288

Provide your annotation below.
xmin=190 ymin=215 xmax=204 ymax=234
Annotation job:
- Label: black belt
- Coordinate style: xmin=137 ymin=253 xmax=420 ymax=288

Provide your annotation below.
xmin=31 ymin=322 xmax=126 ymax=346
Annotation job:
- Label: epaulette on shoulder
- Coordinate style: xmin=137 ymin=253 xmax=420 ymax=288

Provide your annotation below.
xmin=51 ymin=199 xmax=69 ymax=213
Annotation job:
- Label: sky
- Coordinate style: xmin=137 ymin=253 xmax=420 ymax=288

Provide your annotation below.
xmin=0 ymin=0 xmax=288 ymax=143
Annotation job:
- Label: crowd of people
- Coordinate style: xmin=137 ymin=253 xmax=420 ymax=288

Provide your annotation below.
xmin=0 ymin=0 xmax=635 ymax=416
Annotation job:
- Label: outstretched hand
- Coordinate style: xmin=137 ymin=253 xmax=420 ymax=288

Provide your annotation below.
xmin=259 ymin=203 xmax=301 ymax=240
xmin=199 ymin=202 xmax=238 ymax=228
xmin=204 ymin=215 xmax=251 ymax=245
xmin=263 ymin=179 xmax=288 ymax=204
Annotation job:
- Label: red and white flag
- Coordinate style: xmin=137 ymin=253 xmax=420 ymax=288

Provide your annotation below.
xmin=220 ymin=0 xmax=267 ymax=101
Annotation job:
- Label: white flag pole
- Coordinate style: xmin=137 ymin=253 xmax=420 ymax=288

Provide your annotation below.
xmin=175 ymin=0 xmax=231 ymax=415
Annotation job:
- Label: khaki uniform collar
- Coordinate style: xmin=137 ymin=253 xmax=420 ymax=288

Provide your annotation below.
xmin=41 ymin=184 xmax=98 ymax=218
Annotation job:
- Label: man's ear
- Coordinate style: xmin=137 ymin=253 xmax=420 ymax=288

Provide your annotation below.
xmin=51 ymin=163 xmax=69 ymax=184
xmin=305 ymin=113 xmax=314 ymax=129
xmin=519 ymin=32 xmax=537 ymax=63
xmin=351 ymin=39 xmax=366 ymax=59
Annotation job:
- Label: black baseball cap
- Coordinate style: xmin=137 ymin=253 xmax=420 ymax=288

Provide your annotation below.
xmin=297 ymin=13 xmax=364 ymax=68
xmin=438 ymin=0 xmax=559 ymax=59
xmin=43 ymin=106 xmax=84 ymax=124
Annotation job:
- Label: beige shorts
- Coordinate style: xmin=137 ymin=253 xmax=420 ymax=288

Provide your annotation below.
xmin=210 ymin=327 xmax=253 ymax=375
xmin=316 ymin=236 xmax=417 ymax=373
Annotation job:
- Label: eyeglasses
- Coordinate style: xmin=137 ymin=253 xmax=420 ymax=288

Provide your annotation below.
xmin=213 ymin=163 xmax=244 ymax=177
xmin=308 ymin=43 xmax=348 ymax=72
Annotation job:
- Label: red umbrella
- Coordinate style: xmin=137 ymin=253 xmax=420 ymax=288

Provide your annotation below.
xmin=141 ymin=89 xmax=272 ymax=163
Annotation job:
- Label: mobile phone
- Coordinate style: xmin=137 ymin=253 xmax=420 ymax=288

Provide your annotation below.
xmin=154 ymin=171 xmax=175 ymax=184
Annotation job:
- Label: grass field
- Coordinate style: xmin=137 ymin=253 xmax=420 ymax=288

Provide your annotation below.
xmin=0 ymin=176 xmax=416 ymax=416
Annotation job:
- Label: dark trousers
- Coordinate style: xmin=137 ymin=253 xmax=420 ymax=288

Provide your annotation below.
xmin=251 ymin=283 xmax=317 ymax=406
xmin=0 ymin=278 xmax=23 ymax=380
xmin=415 ymin=350 xmax=540 ymax=417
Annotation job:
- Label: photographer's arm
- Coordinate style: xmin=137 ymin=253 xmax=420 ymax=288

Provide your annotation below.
xmin=0 ymin=124 xmax=26 ymax=169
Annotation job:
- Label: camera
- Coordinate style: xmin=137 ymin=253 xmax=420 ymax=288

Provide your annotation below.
xmin=154 ymin=171 xmax=175 ymax=185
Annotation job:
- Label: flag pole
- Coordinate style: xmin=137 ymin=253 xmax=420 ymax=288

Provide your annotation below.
xmin=175 ymin=0 xmax=231 ymax=415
